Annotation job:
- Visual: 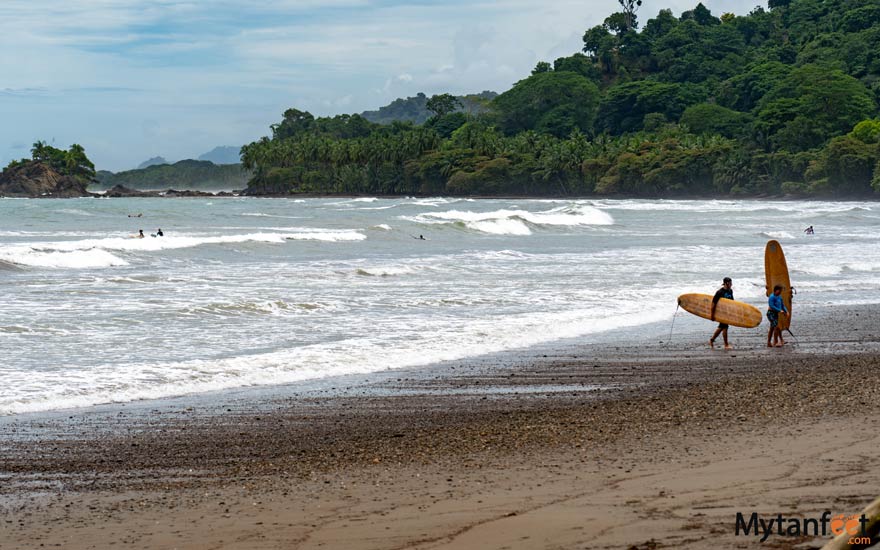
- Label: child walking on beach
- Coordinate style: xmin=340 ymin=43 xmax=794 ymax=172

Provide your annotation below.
xmin=767 ymin=285 xmax=788 ymax=347
xmin=709 ymin=277 xmax=734 ymax=349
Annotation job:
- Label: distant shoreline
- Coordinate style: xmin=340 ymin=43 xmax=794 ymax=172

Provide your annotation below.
xmin=50 ymin=191 xmax=880 ymax=201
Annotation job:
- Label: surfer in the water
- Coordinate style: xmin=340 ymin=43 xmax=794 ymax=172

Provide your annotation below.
xmin=767 ymin=285 xmax=788 ymax=347
xmin=136 ymin=229 xmax=145 ymax=239
xmin=709 ymin=277 xmax=734 ymax=349
xmin=804 ymin=225 xmax=814 ymax=235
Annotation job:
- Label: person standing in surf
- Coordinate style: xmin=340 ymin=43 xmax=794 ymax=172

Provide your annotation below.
xmin=767 ymin=285 xmax=788 ymax=347
xmin=709 ymin=277 xmax=734 ymax=349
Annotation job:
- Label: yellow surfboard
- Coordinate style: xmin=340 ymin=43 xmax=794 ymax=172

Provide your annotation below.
xmin=677 ymin=293 xmax=763 ymax=328
xmin=764 ymin=240 xmax=792 ymax=331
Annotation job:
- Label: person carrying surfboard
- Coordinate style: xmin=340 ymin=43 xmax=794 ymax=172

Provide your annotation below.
xmin=767 ymin=285 xmax=789 ymax=347
xmin=709 ymin=277 xmax=734 ymax=349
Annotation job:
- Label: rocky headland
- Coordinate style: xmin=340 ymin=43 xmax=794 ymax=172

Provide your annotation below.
xmin=0 ymin=161 xmax=92 ymax=198
xmin=0 ymin=163 xmax=236 ymax=198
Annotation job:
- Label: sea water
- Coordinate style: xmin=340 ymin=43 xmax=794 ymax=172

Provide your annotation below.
xmin=1 ymin=197 xmax=878 ymax=415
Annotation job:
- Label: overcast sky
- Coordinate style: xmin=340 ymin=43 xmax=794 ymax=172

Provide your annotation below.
xmin=1 ymin=0 xmax=764 ymax=171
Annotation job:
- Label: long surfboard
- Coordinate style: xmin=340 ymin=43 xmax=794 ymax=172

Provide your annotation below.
xmin=677 ymin=293 xmax=763 ymax=328
xmin=764 ymin=240 xmax=792 ymax=331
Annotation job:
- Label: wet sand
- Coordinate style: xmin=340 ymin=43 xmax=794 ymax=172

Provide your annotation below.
xmin=2 ymin=304 xmax=879 ymax=549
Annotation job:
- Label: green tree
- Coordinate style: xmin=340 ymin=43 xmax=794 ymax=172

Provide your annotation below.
xmin=680 ymin=103 xmax=752 ymax=138
xmin=553 ymin=53 xmax=601 ymax=80
xmin=757 ymin=65 xmax=877 ymax=151
xmin=851 ymin=119 xmax=880 ymax=144
xmin=493 ymin=72 xmax=600 ymax=137
xmin=808 ymin=135 xmax=879 ymax=194
xmin=717 ymin=62 xmax=792 ymax=112
xmin=597 ymin=81 xmax=705 ymax=134
xmin=680 ymin=3 xmax=720 ymax=26
xmin=271 ymin=109 xmax=315 ymax=140
xmin=617 ymin=0 xmax=642 ymax=32
xmin=532 ymin=61 xmax=552 ymax=74
xmin=426 ymin=94 xmax=462 ymax=118
xmin=64 ymin=144 xmax=96 ymax=183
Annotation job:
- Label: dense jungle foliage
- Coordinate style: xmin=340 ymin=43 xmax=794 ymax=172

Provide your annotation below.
xmin=241 ymin=0 xmax=880 ymax=197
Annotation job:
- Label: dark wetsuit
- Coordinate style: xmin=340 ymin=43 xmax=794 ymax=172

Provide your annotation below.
xmin=712 ymin=287 xmax=733 ymax=329
xmin=767 ymin=293 xmax=787 ymax=327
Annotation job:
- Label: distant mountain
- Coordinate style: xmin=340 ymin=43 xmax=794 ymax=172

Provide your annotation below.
xmin=137 ymin=156 xmax=168 ymax=169
xmin=361 ymin=91 xmax=497 ymax=125
xmin=198 ymin=146 xmax=240 ymax=165
xmin=94 ymin=159 xmax=251 ymax=191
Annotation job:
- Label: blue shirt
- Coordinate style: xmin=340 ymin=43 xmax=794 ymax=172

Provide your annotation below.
xmin=768 ymin=294 xmax=787 ymax=313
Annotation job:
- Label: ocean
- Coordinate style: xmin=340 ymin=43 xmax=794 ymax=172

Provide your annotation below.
xmin=1 ymin=197 xmax=878 ymax=415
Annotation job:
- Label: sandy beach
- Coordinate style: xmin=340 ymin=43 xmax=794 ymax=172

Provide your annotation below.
xmin=2 ymin=303 xmax=879 ymax=550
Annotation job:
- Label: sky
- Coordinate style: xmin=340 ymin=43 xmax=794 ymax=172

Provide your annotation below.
xmin=1 ymin=0 xmax=764 ymax=171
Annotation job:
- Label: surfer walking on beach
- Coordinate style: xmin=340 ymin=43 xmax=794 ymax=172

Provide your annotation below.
xmin=709 ymin=277 xmax=734 ymax=349
xmin=767 ymin=285 xmax=789 ymax=347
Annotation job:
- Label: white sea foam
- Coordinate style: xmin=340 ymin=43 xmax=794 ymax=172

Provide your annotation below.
xmin=470 ymin=218 xmax=532 ymax=235
xmin=326 ymin=197 xmax=379 ymax=205
xmin=371 ymin=224 xmax=392 ymax=231
xmin=355 ymin=265 xmax=424 ymax=276
xmin=403 ymin=205 xmax=613 ymax=235
xmin=407 ymin=198 xmax=453 ymax=207
xmin=0 ymin=247 xmax=129 ymax=268
xmin=0 ymin=230 xmax=365 ymax=268
xmin=32 ymin=231 xmax=363 ymax=252
xmin=793 ymin=265 xmax=842 ymax=276
xmin=844 ymin=262 xmax=880 ymax=273
xmin=0 ymin=296 xmax=674 ymax=416
xmin=760 ymin=231 xmax=796 ymax=239
xmin=241 ymin=212 xmax=309 ymax=219
xmin=594 ymin=199 xmax=874 ymax=215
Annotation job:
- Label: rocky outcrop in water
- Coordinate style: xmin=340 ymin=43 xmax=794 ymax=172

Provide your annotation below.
xmin=0 ymin=161 xmax=93 ymax=198
xmin=103 ymin=185 xmax=152 ymax=197
xmin=102 ymin=185 xmax=220 ymax=198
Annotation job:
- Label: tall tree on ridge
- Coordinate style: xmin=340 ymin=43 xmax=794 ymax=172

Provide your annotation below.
xmin=426 ymin=94 xmax=462 ymax=118
xmin=618 ymin=0 xmax=642 ymax=32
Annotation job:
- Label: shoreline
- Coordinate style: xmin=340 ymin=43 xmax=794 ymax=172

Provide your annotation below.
xmin=3 ymin=301 xmax=878 ymax=423
xmin=2 ymin=304 xmax=880 ymax=548
xmin=9 ymin=191 xmax=880 ymax=201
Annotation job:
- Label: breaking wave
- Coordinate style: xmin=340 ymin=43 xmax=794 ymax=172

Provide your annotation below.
xmin=402 ymin=204 xmax=613 ymax=235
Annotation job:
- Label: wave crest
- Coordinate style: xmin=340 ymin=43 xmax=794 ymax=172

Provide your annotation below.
xmin=0 ymin=230 xmax=365 ymax=269
xmin=403 ymin=205 xmax=613 ymax=235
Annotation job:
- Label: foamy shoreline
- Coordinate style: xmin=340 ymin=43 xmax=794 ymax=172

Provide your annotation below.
xmin=2 ymin=302 xmax=879 ymax=549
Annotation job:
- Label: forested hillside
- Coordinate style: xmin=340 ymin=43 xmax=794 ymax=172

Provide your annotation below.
xmin=241 ymin=0 xmax=880 ymax=197
xmin=94 ymin=160 xmax=250 ymax=191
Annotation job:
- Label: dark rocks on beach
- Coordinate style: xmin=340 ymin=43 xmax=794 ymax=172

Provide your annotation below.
xmin=160 ymin=189 xmax=216 ymax=197
xmin=0 ymin=161 xmax=92 ymax=198
xmin=103 ymin=184 xmax=152 ymax=197
xmin=103 ymin=185 xmax=218 ymax=198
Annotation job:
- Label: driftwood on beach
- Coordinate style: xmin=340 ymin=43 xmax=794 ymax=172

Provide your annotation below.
xmin=822 ymin=496 xmax=880 ymax=550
